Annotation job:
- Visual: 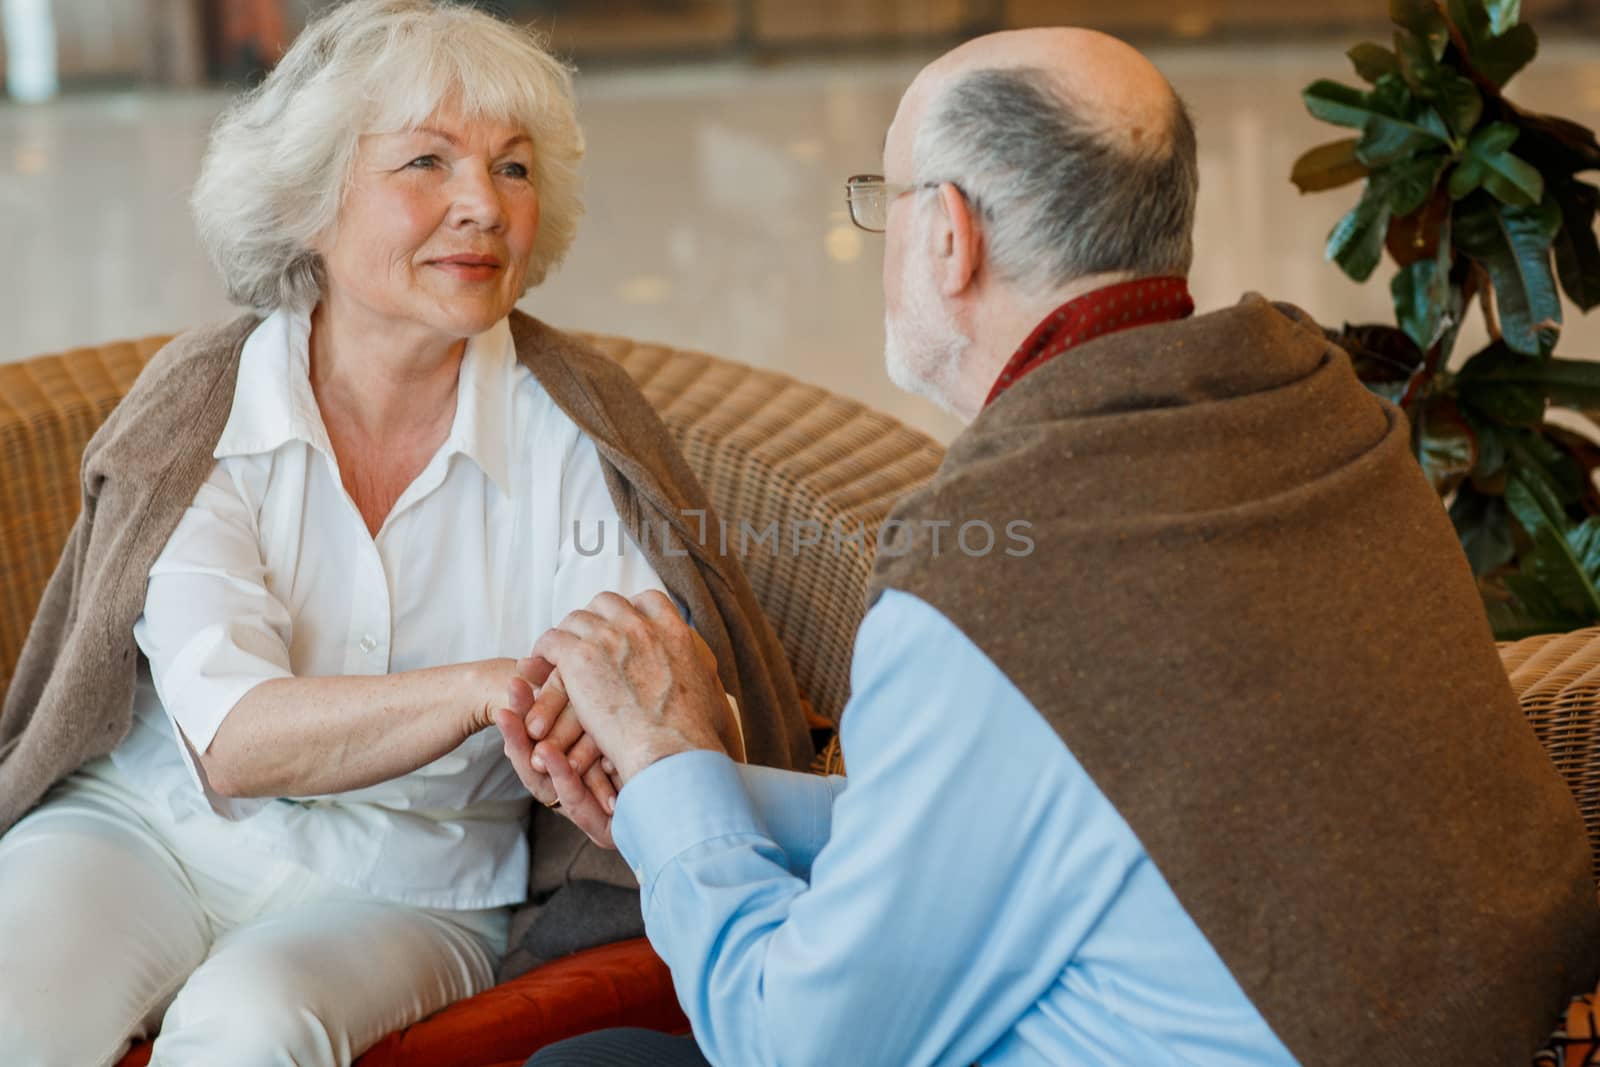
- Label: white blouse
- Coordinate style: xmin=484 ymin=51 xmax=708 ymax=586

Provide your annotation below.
xmin=110 ymin=307 xmax=667 ymax=910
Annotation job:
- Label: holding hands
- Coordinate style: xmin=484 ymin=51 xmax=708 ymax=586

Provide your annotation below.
xmin=494 ymin=590 xmax=742 ymax=848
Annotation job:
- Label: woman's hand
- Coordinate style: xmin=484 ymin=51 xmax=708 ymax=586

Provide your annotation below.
xmin=495 ymin=664 xmax=620 ymax=819
xmin=463 ymin=657 xmax=521 ymax=735
xmin=536 ymin=735 xmax=620 ymax=850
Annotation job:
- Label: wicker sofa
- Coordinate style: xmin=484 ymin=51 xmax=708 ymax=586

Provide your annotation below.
xmin=0 ymin=329 xmax=940 ymax=1065
xmin=4 ymin=330 xmax=1600 ymax=1063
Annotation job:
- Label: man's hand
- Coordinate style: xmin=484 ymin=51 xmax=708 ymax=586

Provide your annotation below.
xmin=526 ymin=590 xmax=730 ymax=785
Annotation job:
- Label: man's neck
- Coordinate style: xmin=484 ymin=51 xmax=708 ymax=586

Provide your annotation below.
xmin=952 ymin=270 xmax=1143 ymax=422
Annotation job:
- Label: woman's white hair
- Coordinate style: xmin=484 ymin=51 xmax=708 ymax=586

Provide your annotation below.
xmin=191 ymin=0 xmax=584 ymax=313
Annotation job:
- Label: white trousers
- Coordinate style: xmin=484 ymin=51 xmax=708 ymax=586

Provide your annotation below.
xmin=0 ymin=759 xmax=509 ymax=1067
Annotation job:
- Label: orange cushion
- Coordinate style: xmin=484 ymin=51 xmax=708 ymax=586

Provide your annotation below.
xmin=1535 ymin=990 xmax=1600 ymax=1067
xmin=115 ymin=938 xmax=686 ymax=1067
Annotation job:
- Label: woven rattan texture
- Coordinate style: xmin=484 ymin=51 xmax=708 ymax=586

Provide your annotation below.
xmin=0 ymin=337 xmax=171 ymax=707
xmin=1499 ymin=627 xmax=1600 ymax=881
xmin=0 ymin=331 xmax=942 ymax=724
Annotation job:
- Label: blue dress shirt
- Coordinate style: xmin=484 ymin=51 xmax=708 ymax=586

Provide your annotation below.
xmin=613 ymin=589 xmax=1299 ymax=1066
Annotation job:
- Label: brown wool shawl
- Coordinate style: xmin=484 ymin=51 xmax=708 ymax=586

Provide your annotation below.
xmin=0 ymin=310 xmax=813 ymax=835
xmin=869 ymin=294 xmax=1600 ymax=1065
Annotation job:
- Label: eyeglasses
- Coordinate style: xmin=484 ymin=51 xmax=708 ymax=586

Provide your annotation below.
xmin=844 ymin=174 xmax=942 ymax=233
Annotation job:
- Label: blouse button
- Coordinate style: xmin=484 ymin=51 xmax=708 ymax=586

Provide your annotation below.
xmin=359 ymin=634 xmax=378 ymax=654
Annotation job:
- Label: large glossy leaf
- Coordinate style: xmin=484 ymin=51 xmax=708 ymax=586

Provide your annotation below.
xmin=1369 ymin=72 xmax=1414 ymax=117
xmin=1290 ymin=139 xmax=1369 ymax=193
xmin=1326 ymin=175 xmax=1395 ymax=282
xmin=1510 ymin=430 xmax=1587 ymax=503
xmin=1347 ymin=42 xmax=1400 ymax=84
xmin=1447 ymin=0 xmax=1491 ymax=48
xmin=1303 ymin=80 xmax=1380 ymax=129
xmin=1458 ymin=380 xmax=1546 ymax=426
xmin=1509 ymin=106 xmax=1600 ymax=175
xmin=1460 ymin=387 xmax=1547 ymax=427
xmin=1339 ymin=323 xmax=1426 ymax=371
xmin=1354 ymin=108 xmax=1453 ymax=167
xmin=1454 ymin=350 xmax=1600 ymax=409
xmin=1415 ymin=399 xmax=1478 ymax=493
xmin=1504 ymin=454 xmax=1565 ymax=529
xmin=1390 ymin=0 xmax=1449 ymax=57
xmin=1496 ymin=574 xmax=1583 ymax=636
xmin=1484 ymin=0 xmax=1522 ymax=36
xmin=1504 ymin=467 xmax=1600 ymax=617
xmin=1394 ymin=27 xmax=1442 ymax=94
xmin=1448 ymin=122 xmax=1544 ymax=207
xmin=1456 ymin=342 xmax=1547 ymax=425
xmin=1544 ymin=429 xmax=1600 ymax=508
xmin=1450 ymin=483 xmax=1517 ymax=575
xmin=1568 ymin=517 xmax=1600 ymax=583
xmin=1303 ymin=79 xmax=1451 ymax=165
xmin=1471 ymin=416 xmax=1509 ymax=481
xmin=1481 ymin=160 xmax=1544 ymax=208
xmin=1535 ymin=361 xmax=1600 ymax=410
xmin=1386 ymin=188 xmax=1451 ymax=267
xmin=1338 ymin=324 xmax=1425 ymax=405
xmin=1552 ymin=178 xmax=1600 ymax=312
xmin=1392 ymin=257 xmax=1449 ymax=351
xmin=1484 ymin=601 xmax=1572 ymax=641
xmin=1434 ymin=72 xmax=1484 ymax=138
xmin=1472 ymin=23 xmax=1538 ymax=89
xmin=1454 ymin=194 xmax=1563 ymax=355
xmin=1465 ymin=121 xmax=1517 ymax=153
xmin=1385 ymin=152 xmax=1449 ymax=216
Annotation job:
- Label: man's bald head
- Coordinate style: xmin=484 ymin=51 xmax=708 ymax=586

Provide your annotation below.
xmin=894 ymin=29 xmax=1178 ymax=160
xmin=887 ymin=28 xmax=1198 ymax=295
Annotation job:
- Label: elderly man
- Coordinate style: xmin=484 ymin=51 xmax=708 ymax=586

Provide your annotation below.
xmin=505 ymin=27 xmax=1600 ymax=1067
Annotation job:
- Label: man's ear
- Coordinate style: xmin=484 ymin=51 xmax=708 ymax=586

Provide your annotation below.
xmin=931 ymin=181 xmax=979 ymax=299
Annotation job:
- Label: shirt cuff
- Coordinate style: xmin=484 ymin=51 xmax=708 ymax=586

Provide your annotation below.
xmin=735 ymin=763 xmax=841 ymax=879
xmin=614 ymin=749 xmax=767 ymax=897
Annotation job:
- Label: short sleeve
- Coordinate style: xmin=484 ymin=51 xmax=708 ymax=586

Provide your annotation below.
xmin=133 ymin=459 xmax=295 ymax=812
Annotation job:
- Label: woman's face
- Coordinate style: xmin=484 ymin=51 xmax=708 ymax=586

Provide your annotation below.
xmin=318 ymin=102 xmax=541 ymax=343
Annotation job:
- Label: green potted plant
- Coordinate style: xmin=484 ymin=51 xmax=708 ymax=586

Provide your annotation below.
xmin=1293 ymin=0 xmax=1600 ymax=638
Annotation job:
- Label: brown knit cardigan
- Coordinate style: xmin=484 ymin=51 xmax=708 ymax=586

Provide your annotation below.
xmin=0 ymin=310 xmax=813 ymax=835
xmin=871 ymin=294 xmax=1600 ymax=1066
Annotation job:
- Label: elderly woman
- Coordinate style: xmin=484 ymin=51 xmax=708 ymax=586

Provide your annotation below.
xmin=0 ymin=2 xmax=808 ymax=1064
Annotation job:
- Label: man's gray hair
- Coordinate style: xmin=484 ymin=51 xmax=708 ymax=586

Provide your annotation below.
xmin=190 ymin=0 xmax=584 ymax=313
xmin=912 ymin=66 xmax=1197 ymax=293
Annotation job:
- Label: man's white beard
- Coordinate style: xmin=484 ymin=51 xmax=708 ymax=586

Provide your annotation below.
xmin=883 ymin=256 xmax=971 ymax=418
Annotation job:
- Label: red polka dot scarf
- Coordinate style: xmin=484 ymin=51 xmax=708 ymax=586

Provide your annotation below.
xmin=984 ymin=276 xmax=1195 ymax=409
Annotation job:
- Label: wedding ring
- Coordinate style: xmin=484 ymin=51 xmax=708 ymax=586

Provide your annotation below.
xmin=544 ymin=799 xmax=562 ymax=811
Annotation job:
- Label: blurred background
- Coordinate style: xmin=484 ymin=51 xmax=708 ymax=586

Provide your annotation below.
xmin=2 ymin=0 xmax=1598 ymax=440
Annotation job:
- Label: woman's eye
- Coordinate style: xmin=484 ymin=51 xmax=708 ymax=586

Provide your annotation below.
xmin=407 ymin=155 xmax=439 ymax=170
xmin=500 ymin=162 xmax=530 ymax=179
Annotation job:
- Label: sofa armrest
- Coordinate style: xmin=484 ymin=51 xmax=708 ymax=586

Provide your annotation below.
xmin=1497 ymin=627 xmax=1600 ymax=882
xmin=0 ymin=337 xmax=170 ymax=707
